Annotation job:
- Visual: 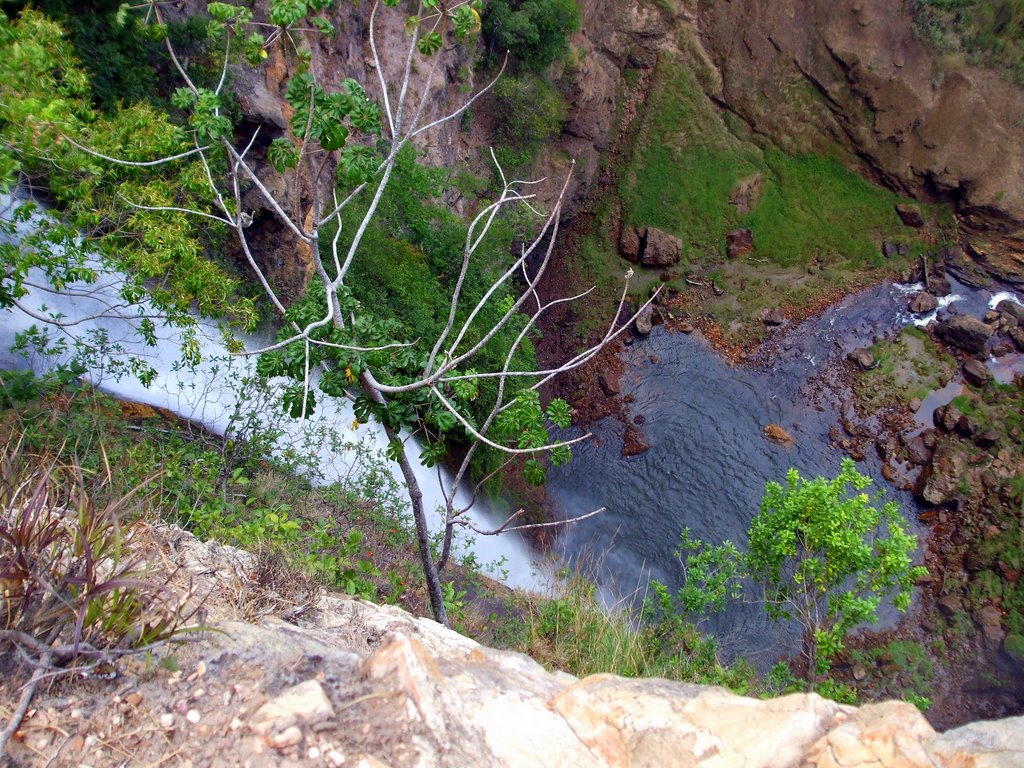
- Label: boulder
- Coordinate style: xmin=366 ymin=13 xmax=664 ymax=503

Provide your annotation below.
xmin=908 ymin=292 xmax=937 ymax=314
xmin=962 ymin=358 xmax=993 ymax=387
xmin=729 ymin=174 xmax=762 ymax=213
xmin=598 ymin=372 xmax=621 ymax=397
xmin=914 ymin=440 xmax=968 ymax=506
xmin=763 ymin=308 xmax=786 ymax=326
xmin=634 ymin=304 xmax=654 ymax=336
xmin=997 ymin=299 xmax=1024 ymax=324
xmin=882 ymin=241 xmax=900 ymax=259
xmin=929 ymin=275 xmax=952 ymax=297
xmin=619 ymin=226 xmax=642 ymax=262
xmin=975 ymin=430 xmax=1000 ymax=449
xmin=622 ymin=424 xmax=650 ymax=457
xmin=895 ymin=203 xmax=924 ymax=227
xmin=992 ymin=338 xmax=1016 ymax=357
xmin=641 ymin=227 xmax=682 ymax=267
xmin=847 ymin=347 xmax=875 ymax=370
xmin=933 ymin=403 xmax=964 ymax=433
xmin=726 ymin=228 xmax=754 ymax=259
xmin=763 ymin=423 xmax=796 ymax=446
xmin=1011 ymin=326 xmax=1024 ymax=352
xmin=904 ymin=436 xmax=932 ymax=466
xmin=976 ymin=605 xmax=1006 ymax=646
xmin=935 ymin=316 xmax=993 ymax=355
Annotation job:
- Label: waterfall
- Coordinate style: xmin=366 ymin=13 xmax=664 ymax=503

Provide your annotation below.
xmin=0 ymin=192 xmax=549 ymax=592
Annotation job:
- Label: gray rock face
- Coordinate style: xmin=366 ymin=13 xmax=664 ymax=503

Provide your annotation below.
xmin=962 ymin=358 xmax=993 ymax=387
xmin=641 ymin=227 xmax=682 ymax=267
xmin=848 ymin=347 xmax=875 ymax=370
xmin=908 ymin=292 xmax=938 ymax=314
xmin=935 ymin=316 xmax=993 ymax=355
xmin=634 ymin=304 xmax=654 ymax=335
xmin=997 ymin=299 xmax=1024 ymax=324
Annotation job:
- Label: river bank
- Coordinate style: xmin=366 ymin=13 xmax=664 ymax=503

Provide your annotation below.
xmin=532 ymin=227 xmax=1024 ymax=725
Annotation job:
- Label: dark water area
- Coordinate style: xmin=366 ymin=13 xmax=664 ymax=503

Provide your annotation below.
xmin=547 ymin=278 xmax=1023 ymax=667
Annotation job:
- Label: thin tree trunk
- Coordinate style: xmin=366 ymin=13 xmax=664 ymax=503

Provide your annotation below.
xmin=381 ymin=421 xmax=449 ymax=627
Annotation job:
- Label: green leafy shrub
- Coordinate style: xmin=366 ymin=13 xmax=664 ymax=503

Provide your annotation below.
xmin=482 ymin=0 xmax=581 ymax=71
xmin=492 ymin=72 xmax=568 ymax=150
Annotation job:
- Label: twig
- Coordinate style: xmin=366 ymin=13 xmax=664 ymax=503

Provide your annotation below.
xmin=0 ymin=652 xmax=51 ymax=763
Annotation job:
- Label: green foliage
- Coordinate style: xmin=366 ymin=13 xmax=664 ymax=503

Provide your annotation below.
xmin=0 ymin=441 xmax=200 ymax=664
xmin=747 ymin=459 xmax=927 ymax=680
xmin=483 ymin=0 xmax=581 ymax=70
xmin=912 ymin=0 xmax=1024 ymax=84
xmin=0 ymin=9 xmax=257 ymax=330
xmin=491 ymin=72 xmax=567 ymax=158
xmin=622 ymin=59 xmax=922 ymax=268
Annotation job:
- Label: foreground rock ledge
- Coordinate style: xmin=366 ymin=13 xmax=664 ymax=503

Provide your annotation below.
xmin=10 ymin=528 xmax=1021 ymax=767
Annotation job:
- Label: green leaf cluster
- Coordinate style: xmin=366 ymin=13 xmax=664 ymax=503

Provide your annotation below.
xmin=482 ymin=0 xmax=581 ymax=70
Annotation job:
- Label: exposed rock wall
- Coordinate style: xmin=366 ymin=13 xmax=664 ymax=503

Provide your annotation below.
xmin=693 ymin=0 xmax=1024 ymax=284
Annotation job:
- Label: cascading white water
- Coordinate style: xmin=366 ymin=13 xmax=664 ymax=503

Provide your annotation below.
xmin=0 ymin=192 xmax=549 ymax=591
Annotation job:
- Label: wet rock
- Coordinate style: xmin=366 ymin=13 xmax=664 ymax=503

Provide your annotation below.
xmin=634 ymin=304 xmax=654 ymax=336
xmin=984 ymin=310 xmax=1001 ymax=324
xmin=935 ymin=316 xmax=993 ymax=355
xmin=726 ymin=228 xmax=754 ymax=259
xmin=763 ymin=423 xmax=796 ymax=446
xmin=976 ymin=605 xmax=1006 ymax=646
xmin=914 ymin=441 xmax=968 ymax=506
xmin=904 ymin=436 xmax=932 ymax=466
xmin=992 ymin=338 xmax=1015 ymax=357
xmin=895 ymin=203 xmax=925 ymax=227
xmin=908 ymin=397 xmax=922 ymax=412
xmin=921 ymin=428 xmax=939 ymax=450
xmin=937 ymin=593 xmax=963 ymax=618
xmin=642 ymin=227 xmax=682 ymax=267
xmin=962 ymin=358 xmax=993 ymax=387
xmin=1009 ymin=326 xmax=1024 ymax=352
xmin=763 ymin=308 xmax=786 ymax=326
xmin=933 ymin=404 xmax=964 ymax=433
xmin=847 ymin=347 xmax=875 ymax=370
xmin=975 ymin=430 xmax=1000 ymax=449
xmin=622 ymin=424 xmax=650 ymax=457
xmin=597 ymin=372 xmax=621 ymax=397
xmin=929 ymin=275 xmax=952 ymax=296
xmin=996 ymin=299 xmax=1024 ymax=324
xmin=619 ymin=226 xmax=642 ymax=262
xmin=908 ymin=292 xmax=938 ymax=314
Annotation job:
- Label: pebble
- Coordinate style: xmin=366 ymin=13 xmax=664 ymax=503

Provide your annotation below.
xmin=186 ymin=709 xmax=202 ymax=724
xmin=266 ymin=725 xmax=303 ymax=749
xmin=230 ymin=717 xmax=244 ymax=732
xmin=125 ymin=691 xmax=142 ymax=708
xmin=308 ymin=747 xmax=321 ymax=759
xmin=160 ymin=713 xmax=175 ymax=730
xmin=327 ymin=750 xmax=346 ymax=766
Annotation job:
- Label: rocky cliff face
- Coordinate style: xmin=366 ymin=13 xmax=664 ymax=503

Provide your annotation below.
xmin=691 ymin=0 xmax=1024 ymax=285
xmin=7 ymin=526 xmax=1022 ymax=767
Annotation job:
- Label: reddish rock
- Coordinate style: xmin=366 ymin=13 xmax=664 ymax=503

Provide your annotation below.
xmin=620 ymin=226 xmax=642 ymax=262
xmin=726 ymin=228 xmax=754 ymax=259
xmin=621 ymin=425 xmax=650 ymax=457
xmin=598 ymin=372 xmax=621 ymax=397
xmin=763 ymin=308 xmax=786 ymax=326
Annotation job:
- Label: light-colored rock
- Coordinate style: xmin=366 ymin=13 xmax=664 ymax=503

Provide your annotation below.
xmin=251 ymin=680 xmax=335 ymax=740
